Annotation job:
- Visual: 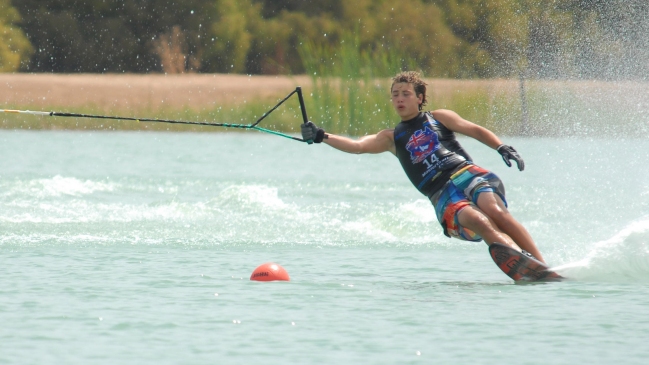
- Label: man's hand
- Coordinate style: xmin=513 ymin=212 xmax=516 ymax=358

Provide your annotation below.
xmin=497 ymin=144 xmax=525 ymax=171
xmin=301 ymin=121 xmax=326 ymax=144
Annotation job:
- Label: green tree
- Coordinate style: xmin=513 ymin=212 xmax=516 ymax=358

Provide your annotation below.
xmin=9 ymin=0 xmax=646 ymax=78
xmin=244 ymin=0 xmax=482 ymax=78
xmin=203 ymin=0 xmax=260 ymax=73
xmin=254 ymin=0 xmax=342 ymax=18
xmin=0 ymin=0 xmax=33 ymax=72
xmin=373 ymin=0 xmax=479 ymax=78
xmin=13 ymin=0 xmax=210 ymax=73
xmin=436 ymin=0 xmax=579 ymax=78
xmin=563 ymin=0 xmax=649 ymax=79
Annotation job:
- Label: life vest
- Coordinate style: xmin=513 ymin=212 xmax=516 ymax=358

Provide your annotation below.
xmin=393 ymin=112 xmax=471 ymax=196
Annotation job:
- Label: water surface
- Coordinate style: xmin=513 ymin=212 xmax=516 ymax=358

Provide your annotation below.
xmin=1 ymin=131 xmax=648 ymax=364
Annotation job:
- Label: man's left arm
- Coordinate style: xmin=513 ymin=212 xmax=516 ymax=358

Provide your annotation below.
xmin=432 ymin=109 xmax=524 ymax=171
xmin=432 ymin=109 xmax=501 ymax=147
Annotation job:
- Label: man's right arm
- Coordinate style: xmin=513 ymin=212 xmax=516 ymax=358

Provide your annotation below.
xmin=324 ymin=129 xmax=395 ymax=155
xmin=302 ymin=121 xmax=395 ymax=155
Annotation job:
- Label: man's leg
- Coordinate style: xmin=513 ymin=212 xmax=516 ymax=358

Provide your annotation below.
xmin=475 ymin=192 xmax=546 ymax=263
xmin=456 ymin=205 xmax=518 ymax=249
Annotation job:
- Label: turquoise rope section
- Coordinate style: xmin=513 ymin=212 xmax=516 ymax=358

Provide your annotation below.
xmin=213 ymin=123 xmax=302 ymax=142
xmin=252 ymin=126 xmax=302 ymax=141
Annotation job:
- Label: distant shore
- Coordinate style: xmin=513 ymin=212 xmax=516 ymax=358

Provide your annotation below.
xmin=2 ymin=73 xmax=647 ymax=136
xmin=1 ymin=73 xmax=525 ymax=112
xmin=1 ymin=73 xmax=313 ymax=112
xmin=0 ymin=73 xmax=521 ymax=133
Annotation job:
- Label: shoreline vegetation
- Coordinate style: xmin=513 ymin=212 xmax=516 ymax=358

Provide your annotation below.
xmin=2 ymin=73 xmax=648 ymax=137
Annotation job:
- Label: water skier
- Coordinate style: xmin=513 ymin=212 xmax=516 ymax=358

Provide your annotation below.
xmin=302 ymin=71 xmax=546 ymax=263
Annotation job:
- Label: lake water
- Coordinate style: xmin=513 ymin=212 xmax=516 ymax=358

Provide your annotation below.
xmin=1 ymin=130 xmax=648 ymax=364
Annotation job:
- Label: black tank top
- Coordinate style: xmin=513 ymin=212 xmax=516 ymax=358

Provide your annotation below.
xmin=394 ymin=112 xmax=471 ymax=197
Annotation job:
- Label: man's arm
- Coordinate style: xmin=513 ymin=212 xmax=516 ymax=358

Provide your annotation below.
xmin=302 ymin=121 xmax=395 ymax=155
xmin=324 ymin=129 xmax=396 ymax=155
xmin=431 ymin=109 xmax=502 ymax=148
xmin=432 ymin=109 xmax=525 ymax=171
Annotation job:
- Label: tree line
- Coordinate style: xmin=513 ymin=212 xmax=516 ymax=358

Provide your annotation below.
xmin=1 ymin=0 xmax=647 ymax=79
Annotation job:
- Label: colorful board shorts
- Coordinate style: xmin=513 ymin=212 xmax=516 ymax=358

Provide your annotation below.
xmin=429 ymin=164 xmax=507 ymax=241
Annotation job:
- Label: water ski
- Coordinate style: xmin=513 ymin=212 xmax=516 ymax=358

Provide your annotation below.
xmin=489 ymin=243 xmax=563 ymax=282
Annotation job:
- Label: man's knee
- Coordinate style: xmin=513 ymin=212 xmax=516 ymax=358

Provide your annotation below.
xmin=476 ymin=194 xmax=512 ymax=225
xmin=458 ymin=208 xmax=498 ymax=235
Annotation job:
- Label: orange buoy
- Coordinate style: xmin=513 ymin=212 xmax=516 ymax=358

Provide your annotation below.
xmin=250 ymin=262 xmax=290 ymax=282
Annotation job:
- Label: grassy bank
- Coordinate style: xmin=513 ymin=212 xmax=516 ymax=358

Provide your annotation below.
xmin=2 ymin=74 xmax=648 ymax=137
xmin=1 ymin=99 xmax=304 ymax=133
xmin=0 ymin=79 xmax=519 ymax=135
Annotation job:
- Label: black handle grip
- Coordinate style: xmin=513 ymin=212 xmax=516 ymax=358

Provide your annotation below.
xmin=296 ymin=87 xmax=309 ymax=125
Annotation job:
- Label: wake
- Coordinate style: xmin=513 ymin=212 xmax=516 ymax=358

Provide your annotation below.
xmin=551 ymin=218 xmax=649 ymax=282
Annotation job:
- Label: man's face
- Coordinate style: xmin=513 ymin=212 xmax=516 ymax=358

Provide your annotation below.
xmin=391 ymin=82 xmax=422 ymax=120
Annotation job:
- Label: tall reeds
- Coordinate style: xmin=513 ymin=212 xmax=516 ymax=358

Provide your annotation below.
xmin=298 ymin=33 xmax=416 ymax=135
xmin=297 ymin=32 xmax=529 ymax=136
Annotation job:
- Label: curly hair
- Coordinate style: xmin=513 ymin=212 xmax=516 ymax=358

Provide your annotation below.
xmin=391 ymin=71 xmax=428 ymax=110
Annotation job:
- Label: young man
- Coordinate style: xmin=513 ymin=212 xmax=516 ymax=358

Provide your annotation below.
xmin=301 ymin=71 xmax=546 ymax=263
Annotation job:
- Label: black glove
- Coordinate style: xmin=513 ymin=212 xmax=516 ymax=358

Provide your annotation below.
xmin=301 ymin=121 xmax=326 ymax=144
xmin=497 ymin=144 xmax=524 ymax=171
